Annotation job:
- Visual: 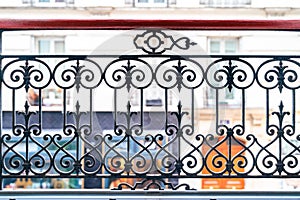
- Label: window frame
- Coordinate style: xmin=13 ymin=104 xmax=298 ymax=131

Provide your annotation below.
xmin=28 ymin=0 xmax=74 ymax=7
xmin=33 ymin=37 xmax=67 ymax=108
xmin=200 ymin=0 xmax=251 ymax=7
xmin=206 ymin=38 xmax=241 ymax=107
xmin=35 ymin=37 xmax=65 ymax=55
xmin=134 ymin=0 xmax=168 ymax=7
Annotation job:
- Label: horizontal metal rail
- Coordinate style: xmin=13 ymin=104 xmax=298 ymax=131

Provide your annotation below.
xmin=0 ymin=19 xmax=299 ymax=30
xmin=1 ymin=51 xmax=300 ymax=188
xmin=2 ymin=190 xmax=300 ymax=199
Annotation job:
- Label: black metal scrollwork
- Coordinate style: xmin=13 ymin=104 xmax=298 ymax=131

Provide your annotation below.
xmin=1 ymin=30 xmax=300 ymax=191
xmin=134 ymin=29 xmax=197 ymax=54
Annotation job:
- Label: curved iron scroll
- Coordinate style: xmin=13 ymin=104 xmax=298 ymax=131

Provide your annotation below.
xmin=1 ymin=30 xmax=300 ymax=190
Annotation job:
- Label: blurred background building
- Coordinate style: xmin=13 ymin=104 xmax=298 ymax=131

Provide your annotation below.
xmin=1 ymin=0 xmax=300 ymax=191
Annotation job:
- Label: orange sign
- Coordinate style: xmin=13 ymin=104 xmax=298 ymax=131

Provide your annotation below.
xmin=202 ymin=136 xmax=245 ymax=189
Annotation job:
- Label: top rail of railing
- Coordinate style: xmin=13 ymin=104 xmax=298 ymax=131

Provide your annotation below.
xmin=0 ymin=19 xmax=300 ymax=30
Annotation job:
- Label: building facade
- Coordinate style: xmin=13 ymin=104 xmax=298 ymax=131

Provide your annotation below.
xmin=1 ymin=0 xmax=300 ymax=191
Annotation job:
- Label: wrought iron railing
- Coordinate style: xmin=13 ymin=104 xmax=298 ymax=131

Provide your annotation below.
xmin=1 ymin=20 xmax=300 ymax=191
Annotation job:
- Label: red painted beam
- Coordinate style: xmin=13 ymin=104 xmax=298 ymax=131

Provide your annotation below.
xmin=0 ymin=19 xmax=300 ymax=30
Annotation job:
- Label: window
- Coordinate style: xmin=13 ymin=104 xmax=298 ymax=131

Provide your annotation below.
xmin=125 ymin=0 xmax=176 ymax=7
xmin=23 ymin=0 xmax=74 ymax=7
xmin=205 ymin=38 xmax=240 ymax=106
xmin=145 ymin=84 xmax=163 ymax=106
xmin=38 ymin=0 xmax=66 ymax=3
xmin=209 ymin=39 xmax=238 ymax=54
xmin=134 ymin=0 xmax=168 ymax=7
xmin=129 ymin=84 xmax=165 ymax=107
xmin=200 ymin=0 xmax=251 ymax=7
xmin=28 ymin=37 xmax=66 ymax=107
xmin=37 ymin=38 xmax=65 ymax=55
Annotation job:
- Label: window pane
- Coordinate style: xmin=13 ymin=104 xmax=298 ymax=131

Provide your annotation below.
xmin=225 ymin=40 xmax=237 ymax=53
xmin=205 ymin=0 xmax=251 ymax=6
xmin=38 ymin=40 xmax=50 ymax=54
xmin=39 ymin=0 xmax=50 ymax=2
xmin=55 ymin=0 xmax=65 ymax=2
xmin=154 ymin=0 xmax=165 ymax=3
xmin=210 ymin=41 xmax=220 ymax=53
xmin=138 ymin=0 xmax=148 ymax=2
xmin=54 ymin=41 xmax=65 ymax=54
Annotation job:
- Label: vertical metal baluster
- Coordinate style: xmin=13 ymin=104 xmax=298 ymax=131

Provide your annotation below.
xmin=228 ymin=130 xmax=232 ymax=176
xmin=191 ymin=89 xmax=194 ymax=134
xmin=292 ymin=89 xmax=296 ymax=131
xmin=25 ymin=101 xmax=29 ymax=176
xmin=63 ymin=89 xmax=66 ymax=127
xmin=140 ymin=88 xmax=143 ymax=133
xmin=63 ymin=89 xmax=66 ymax=175
xmin=215 ymin=89 xmax=219 ymax=133
xmin=38 ymin=88 xmax=42 ymax=178
xmin=89 ymin=88 xmax=93 ymax=133
xmin=242 ymin=89 xmax=245 ymax=128
xmin=114 ymin=89 xmax=117 ymax=134
xmin=164 ymin=89 xmax=168 ymax=135
xmin=38 ymin=89 xmax=42 ymax=128
xmin=75 ymin=60 xmax=80 ymax=175
xmin=164 ymin=88 xmax=168 ymax=178
xmin=12 ymin=89 xmax=15 ymax=137
xmin=0 ymin=30 xmax=3 ymax=190
xmin=126 ymin=101 xmax=130 ymax=176
xmin=266 ymin=89 xmax=270 ymax=132
xmin=75 ymin=101 xmax=80 ymax=175
xmin=178 ymin=102 xmax=181 ymax=176
xmin=140 ymin=89 xmax=143 ymax=184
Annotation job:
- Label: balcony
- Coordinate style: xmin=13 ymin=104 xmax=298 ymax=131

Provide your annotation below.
xmin=1 ymin=19 xmax=300 ymax=199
